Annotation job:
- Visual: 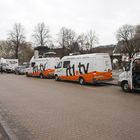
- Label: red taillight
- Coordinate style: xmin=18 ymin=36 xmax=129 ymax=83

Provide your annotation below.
xmin=92 ymin=71 xmax=97 ymax=75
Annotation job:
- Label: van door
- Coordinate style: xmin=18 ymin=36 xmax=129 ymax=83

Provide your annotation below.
xmin=63 ymin=61 xmax=71 ymax=77
xmin=103 ymin=55 xmax=112 ymax=72
xmin=56 ymin=61 xmax=63 ymax=76
xmin=126 ymin=62 xmax=133 ymax=90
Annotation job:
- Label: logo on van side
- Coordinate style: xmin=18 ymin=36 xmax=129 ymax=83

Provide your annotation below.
xmin=33 ymin=63 xmax=47 ymax=73
xmin=66 ymin=62 xmax=89 ymax=76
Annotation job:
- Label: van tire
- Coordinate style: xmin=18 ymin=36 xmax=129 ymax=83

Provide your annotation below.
xmin=55 ymin=75 xmax=60 ymax=81
xmin=79 ymin=77 xmax=85 ymax=85
xmin=26 ymin=72 xmax=29 ymax=77
xmin=40 ymin=73 xmax=44 ymax=79
xmin=121 ymin=81 xmax=130 ymax=92
xmin=16 ymin=71 xmax=19 ymax=75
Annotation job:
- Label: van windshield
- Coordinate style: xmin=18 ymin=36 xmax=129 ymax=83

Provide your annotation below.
xmin=133 ymin=59 xmax=140 ymax=72
xmin=56 ymin=62 xmax=62 ymax=69
xmin=132 ymin=59 xmax=140 ymax=88
xmin=63 ymin=61 xmax=70 ymax=68
xmin=124 ymin=62 xmax=131 ymax=71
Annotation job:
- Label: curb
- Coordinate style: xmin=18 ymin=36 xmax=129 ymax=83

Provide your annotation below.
xmin=102 ymin=80 xmax=118 ymax=86
xmin=0 ymin=115 xmax=18 ymax=140
xmin=105 ymin=82 xmax=118 ymax=86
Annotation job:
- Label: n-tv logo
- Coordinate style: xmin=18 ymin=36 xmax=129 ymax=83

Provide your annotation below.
xmin=66 ymin=62 xmax=89 ymax=76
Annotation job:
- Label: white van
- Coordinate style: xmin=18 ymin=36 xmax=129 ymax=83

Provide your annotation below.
xmin=0 ymin=58 xmax=18 ymax=72
xmin=118 ymin=55 xmax=140 ymax=92
xmin=54 ymin=53 xmax=113 ymax=85
xmin=26 ymin=56 xmax=60 ymax=78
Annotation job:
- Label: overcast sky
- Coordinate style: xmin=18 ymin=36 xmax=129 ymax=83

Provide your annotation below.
xmin=0 ymin=0 xmax=140 ymax=45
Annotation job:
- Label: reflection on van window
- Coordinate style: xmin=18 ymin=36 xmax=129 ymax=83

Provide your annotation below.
xmin=105 ymin=61 xmax=109 ymax=66
xmin=31 ymin=62 xmax=35 ymax=67
xmin=133 ymin=59 xmax=140 ymax=66
xmin=133 ymin=59 xmax=140 ymax=72
xmin=57 ymin=62 xmax=62 ymax=69
xmin=9 ymin=61 xmax=17 ymax=64
xmin=125 ymin=62 xmax=130 ymax=71
xmin=63 ymin=61 xmax=70 ymax=68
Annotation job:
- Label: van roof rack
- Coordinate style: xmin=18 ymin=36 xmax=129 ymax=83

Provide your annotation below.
xmin=43 ymin=52 xmax=56 ymax=58
xmin=69 ymin=52 xmax=80 ymax=56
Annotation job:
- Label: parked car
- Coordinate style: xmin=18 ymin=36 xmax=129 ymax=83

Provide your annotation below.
xmin=0 ymin=58 xmax=18 ymax=73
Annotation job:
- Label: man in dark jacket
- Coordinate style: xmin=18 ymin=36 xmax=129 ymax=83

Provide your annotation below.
xmin=133 ymin=60 xmax=140 ymax=86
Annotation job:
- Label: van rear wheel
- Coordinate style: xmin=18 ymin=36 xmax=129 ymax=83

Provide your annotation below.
xmin=26 ymin=72 xmax=29 ymax=77
xmin=79 ymin=77 xmax=85 ymax=85
xmin=121 ymin=81 xmax=130 ymax=92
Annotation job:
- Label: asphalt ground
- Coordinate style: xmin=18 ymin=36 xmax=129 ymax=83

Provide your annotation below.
xmin=0 ymin=73 xmax=140 ymax=140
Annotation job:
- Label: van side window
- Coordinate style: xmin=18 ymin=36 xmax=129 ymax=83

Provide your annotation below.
xmin=31 ymin=62 xmax=35 ymax=67
xmin=56 ymin=62 xmax=62 ymax=69
xmin=105 ymin=61 xmax=109 ymax=66
xmin=63 ymin=61 xmax=70 ymax=68
xmin=125 ymin=62 xmax=130 ymax=71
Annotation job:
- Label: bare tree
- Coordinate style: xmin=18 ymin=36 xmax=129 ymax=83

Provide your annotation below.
xmin=86 ymin=30 xmax=98 ymax=51
xmin=77 ymin=34 xmax=87 ymax=51
xmin=57 ymin=27 xmax=77 ymax=55
xmin=135 ymin=25 xmax=140 ymax=42
xmin=57 ymin=27 xmax=66 ymax=49
xmin=76 ymin=30 xmax=98 ymax=52
xmin=0 ymin=40 xmax=33 ymax=64
xmin=116 ymin=24 xmax=139 ymax=59
xmin=0 ymin=40 xmax=15 ymax=58
xmin=57 ymin=28 xmax=98 ymax=54
xmin=116 ymin=24 xmax=135 ymax=41
xmin=57 ymin=27 xmax=67 ymax=56
xmin=32 ymin=22 xmax=50 ymax=46
xmin=134 ymin=25 xmax=140 ymax=52
xmin=8 ymin=23 xmax=25 ymax=59
xmin=18 ymin=42 xmax=34 ymax=63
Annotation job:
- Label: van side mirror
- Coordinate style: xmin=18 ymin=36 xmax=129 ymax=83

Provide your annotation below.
xmin=123 ymin=66 xmax=130 ymax=71
xmin=123 ymin=62 xmax=130 ymax=71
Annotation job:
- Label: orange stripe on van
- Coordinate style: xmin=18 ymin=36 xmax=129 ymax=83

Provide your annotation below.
xmin=31 ymin=69 xmax=55 ymax=77
xmin=43 ymin=69 xmax=55 ymax=77
xmin=32 ymin=71 xmax=41 ymax=76
xmin=59 ymin=71 xmax=112 ymax=83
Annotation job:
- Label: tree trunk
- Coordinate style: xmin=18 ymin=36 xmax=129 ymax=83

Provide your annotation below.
xmin=15 ymin=44 xmax=19 ymax=59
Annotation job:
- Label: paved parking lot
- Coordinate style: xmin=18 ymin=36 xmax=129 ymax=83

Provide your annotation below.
xmin=0 ymin=74 xmax=140 ymax=140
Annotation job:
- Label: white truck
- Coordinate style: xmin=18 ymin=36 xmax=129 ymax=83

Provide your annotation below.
xmin=118 ymin=55 xmax=140 ymax=92
xmin=26 ymin=56 xmax=60 ymax=78
xmin=0 ymin=58 xmax=18 ymax=73
xmin=54 ymin=53 xmax=113 ymax=85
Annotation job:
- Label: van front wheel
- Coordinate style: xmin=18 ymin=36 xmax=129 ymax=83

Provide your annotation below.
xmin=121 ymin=81 xmax=130 ymax=92
xmin=79 ymin=77 xmax=85 ymax=85
xmin=55 ymin=75 xmax=60 ymax=81
xmin=40 ymin=73 xmax=44 ymax=79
